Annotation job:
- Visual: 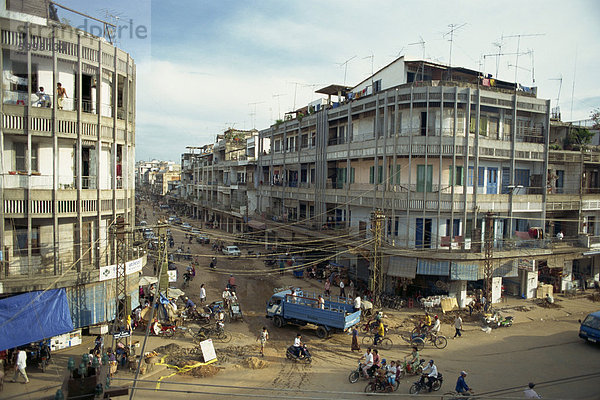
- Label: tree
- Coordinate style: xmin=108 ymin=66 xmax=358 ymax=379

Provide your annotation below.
xmin=564 ymin=127 xmax=594 ymax=150
xmin=591 ymin=108 xmax=600 ymax=130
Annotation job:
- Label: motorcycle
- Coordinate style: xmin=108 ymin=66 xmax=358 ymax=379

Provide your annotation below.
xmin=364 ymin=371 xmax=399 ymax=393
xmin=26 ymin=342 xmax=51 ymax=372
xmin=286 ymin=344 xmax=312 ymax=364
xmin=348 ymin=362 xmax=376 ymax=383
xmin=182 ymin=272 xmax=193 ymax=288
xmin=397 ymin=358 xmax=426 ymax=379
xmin=409 ymin=373 xmax=443 ymax=394
xmin=483 ymin=312 xmax=513 ymax=329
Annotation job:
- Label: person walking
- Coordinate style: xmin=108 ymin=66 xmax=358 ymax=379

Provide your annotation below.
xmin=351 ymin=326 xmax=360 ymax=352
xmin=454 ymin=314 xmax=463 ymax=338
xmin=257 ymin=326 xmax=269 ymax=357
xmin=523 ymin=382 xmax=541 ymax=398
xmin=56 ymin=82 xmax=67 ymax=110
xmin=199 ymin=283 xmax=206 ymax=303
xmin=324 ymin=280 xmax=330 ymax=296
xmin=12 ymin=348 xmax=29 ymax=384
xmin=339 ymin=280 xmax=346 ymax=298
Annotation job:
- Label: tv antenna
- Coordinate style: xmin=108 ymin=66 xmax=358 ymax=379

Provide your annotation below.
xmin=502 ymin=33 xmax=544 ymax=83
xmin=408 ymin=36 xmax=426 ymax=81
xmin=248 ymin=101 xmax=264 ymax=129
xmin=336 ymin=55 xmax=357 ymax=85
xmin=507 ymin=49 xmax=535 ymax=85
xmin=272 ymin=93 xmax=285 ymax=121
xmin=443 ymin=23 xmax=466 ymax=80
xmin=549 ymin=74 xmax=563 ymax=119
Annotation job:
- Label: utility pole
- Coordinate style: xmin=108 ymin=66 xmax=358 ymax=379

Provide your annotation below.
xmin=370 ymin=210 xmax=385 ymax=306
xmin=483 ymin=212 xmax=495 ymax=310
xmin=111 ymin=215 xmax=129 ymax=347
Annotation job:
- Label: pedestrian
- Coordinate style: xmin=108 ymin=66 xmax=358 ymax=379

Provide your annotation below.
xmin=523 ymin=382 xmax=541 ymax=399
xmin=351 ymin=326 xmax=360 ymax=352
xmin=12 ymin=348 xmax=29 ymax=384
xmin=353 ymin=295 xmax=361 ymax=312
xmin=339 ymin=280 xmax=346 ymax=298
xmin=468 ymin=302 xmax=473 ymax=316
xmin=257 ymin=326 xmax=269 ymax=357
xmin=324 ymin=280 xmax=330 ymax=296
xmin=349 ymin=280 xmax=355 ymax=298
xmin=199 ymin=283 xmax=206 ymax=303
xmin=454 ymin=314 xmax=463 ymax=338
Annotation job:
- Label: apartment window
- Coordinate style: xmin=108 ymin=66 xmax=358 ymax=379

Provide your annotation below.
xmin=301 ymin=134 xmax=308 ymax=148
xmin=13 ymin=225 xmax=40 ymax=256
xmin=394 ymin=217 xmax=399 ymax=236
xmin=310 ymin=132 xmax=316 ymax=147
xmin=470 ymin=115 xmax=488 ymax=135
xmin=449 ymin=165 xmax=464 ymax=186
xmin=478 ymin=166 xmax=485 ymax=187
xmin=274 ymin=140 xmax=281 ymax=152
xmin=369 ymin=165 xmax=383 ymax=184
xmin=15 ymin=142 xmax=38 ymax=172
xmin=468 ymin=166 xmax=474 ymax=187
xmin=457 ymin=112 xmax=465 ymax=134
xmin=416 ymin=165 xmax=433 ymax=192
xmin=446 ymin=219 xmax=461 ymax=237
xmin=514 ymin=169 xmax=530 ymax=187
xmin=388 ymin=164 xmax=401 ymax=185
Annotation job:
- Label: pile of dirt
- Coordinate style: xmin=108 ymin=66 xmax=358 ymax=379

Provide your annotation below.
xmin=535 ymin=300 xmax=562 ymax=309
xmin=216 ymin=345 xmax=256 ymax=363
xmin=154 ymin=343 xmax=182 ymax=355
xmin=587 ymin=292 xmax=600 ymax=302
xmin=153 ymin=343 xmax=209 ymax=366
xmin=181 ymin=362 xmax=220 ymax=378
xmin=243 ymin=356 xmax=269 ymax=369
xmin=512 ymin=306 xmax=532 ymax=312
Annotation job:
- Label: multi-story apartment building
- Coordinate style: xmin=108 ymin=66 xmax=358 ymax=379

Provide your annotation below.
xmin=254 ymin=56 xmax=599 ymax=304
xmin=180 ymin=129 xmax=261 ymax=232
xmin=151 ymin=164 xmax=180 ymax=196
xmin=0 ymin=1 xmax=142 ymax=329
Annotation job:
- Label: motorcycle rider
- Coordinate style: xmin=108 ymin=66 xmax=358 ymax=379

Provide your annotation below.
xmin=386 ymin=360 xmax=397 ymax=389
xmin=293 ymin=333 xmax=306 ymax=358
xmin=404 ymin=346 xmax=420 ymax=373
xmin=184 ymin=297 xmax=196 ymax=310
xmin=369 ymin=349 xmax=381 ymax=376
xmin=421 ymin=359 xmax=438 ymax=392
xmin=360 ymin=347 xmax=373 ymax=378
xmin=455 ymin=371 xmax=472 ymax=396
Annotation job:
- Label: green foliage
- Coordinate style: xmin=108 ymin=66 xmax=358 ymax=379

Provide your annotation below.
xmin=591 ymin=108 xmax=600 ymax=130
xmin=565 ymin=127 xmax=594 ymax=148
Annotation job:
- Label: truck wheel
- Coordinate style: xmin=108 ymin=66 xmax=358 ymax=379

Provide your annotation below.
xmin=273 ymin=316 xmax=284 ymax=328
xmin=316 ymin=326 xmax=328 ymax=339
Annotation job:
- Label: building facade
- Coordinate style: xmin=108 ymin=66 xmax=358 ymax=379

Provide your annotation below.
xmin=0 ymin=2 xmax=141 ymax=328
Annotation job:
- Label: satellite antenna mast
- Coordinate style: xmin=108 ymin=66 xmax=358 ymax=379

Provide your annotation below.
xmin=492 ymin=35 xmax=505 ymax=78
xmin=408 ymin=36 xmax=426 ymax=81
xmin=272 ymin=93 xmax=285 ymax=121
xmin=337 ymin=55 xmax=357 ymax=86
xmin=570 ymin=46 xmax=577 ymax=120
xmin=443 ymin=23 xmax=466 ymax=80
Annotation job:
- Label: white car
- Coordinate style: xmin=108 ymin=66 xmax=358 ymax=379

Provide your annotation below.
xmin=222 ymin=245 xmax=241 ymax=256
xmin=181 ymin=222 xmax=192 ymax=231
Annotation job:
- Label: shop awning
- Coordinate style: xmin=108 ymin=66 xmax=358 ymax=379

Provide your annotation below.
xmin=493 ymin=259 xmax=518 ymax=278
xmin=138 ymin=276 xmax=158 ymax=286
xmin=387 ymin=257 xmax=417 ymax=278
xmin=417 ymin=259 xmax=450 ymax=276
xmin=248 ymin=220 xmax=266 ymax=230
xmin=450 ymin=262 xmax=479 ymax=281
xmin=0 ymin=289 xmax=73 ymax=351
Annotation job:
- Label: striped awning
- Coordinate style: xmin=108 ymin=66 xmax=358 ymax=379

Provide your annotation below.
xmin=450 ymin=262 xmax=479 ymax=281
xmin=387 ymin=257 xmax=417 ymax=278
xmin=417 ymin=259 xmax=450 ymax=276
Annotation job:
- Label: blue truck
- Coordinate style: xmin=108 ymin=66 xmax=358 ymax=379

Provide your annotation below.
xmin=266 ymin=289 xmax=361 ymax=338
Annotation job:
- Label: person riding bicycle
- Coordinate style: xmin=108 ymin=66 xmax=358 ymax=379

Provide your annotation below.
xmin=421 ymin=359 xmax=438 ymax=392
xmin=456 ymin=371 xmax=472 ymax=395
xmin=430 ymin=315 xmax=441 ymax=336
xmin=374 ymin=320 xmax=385 ymax=345
xmin=420 ymin=312 xmax=432 ymax=332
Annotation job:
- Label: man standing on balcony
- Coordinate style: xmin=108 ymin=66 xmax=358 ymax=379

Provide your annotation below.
xmin=56 ymin=82 xmax=67 ymax=110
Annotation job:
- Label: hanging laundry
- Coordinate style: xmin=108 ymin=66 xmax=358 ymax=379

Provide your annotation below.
xmin=482 ymin=78 xmax=491 ymax=87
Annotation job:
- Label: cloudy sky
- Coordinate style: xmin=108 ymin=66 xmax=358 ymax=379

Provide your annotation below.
xmin=57 ymin=0 xmax=600 ymax=162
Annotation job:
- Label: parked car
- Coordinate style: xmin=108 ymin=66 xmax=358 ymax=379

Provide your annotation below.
xmin=196 ymin=235 xmax=210 ymax=244
xmin=181 ymin=222 xmax=192 ymax=231
xmin=190 ymin=227 xmax=202 ymax=235
xmin=222 ymin=245 xmax=241 ymax=256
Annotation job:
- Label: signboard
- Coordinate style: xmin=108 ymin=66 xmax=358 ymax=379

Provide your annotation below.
xmin=112 ymin=331 xmax=131 ymax=339
xmin=199 ymin=339 xmax=217 ymax=362
xmin=99 ymin=256 xmax=145 ymax=281
xmin=167 ymin=270 xmax=177 ymax=283
xmin=518 ymin=258 xmax=535 ymax=272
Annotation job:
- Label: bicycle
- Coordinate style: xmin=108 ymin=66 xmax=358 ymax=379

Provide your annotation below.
xmin=361 ymin=334 xmax=393 ymax=350
xmin=193 ymin=325 xmax=232 ymax=343
xmin=443 ymin=390 xmax=475 ymax=399
xmin=409 ymin=331 xmax=448 ymax=350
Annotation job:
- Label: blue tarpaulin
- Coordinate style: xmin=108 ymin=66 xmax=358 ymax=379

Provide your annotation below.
xmin=450 ymin=262 xmax=479 ymax=281
xmin=417 ymin=259 xmax=450 ymax=276
xmin=0 ymin=289 xmax=73 ymax=351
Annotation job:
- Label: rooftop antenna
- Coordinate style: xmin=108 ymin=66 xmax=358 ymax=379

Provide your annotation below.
xmin=408 ymin=36 xmax=426 ymax=81
xmin=502 ymin=33 xmax=544 ymax=84
xmin=443 ymin=23 xmax=467 ymax=80
xmin=363 ymin=53 xmax=374 ymax=90
xmin=570 ymin=46 xmax=577 ymax=120
xmin=272 ymin=93 xmax=285 ymax=121
xmin=549 ymin=74 xmax=563 ymax=119
xmin=492 ymin=35 xmax=505 ymax=78
xmin=336 ymin=55 xmax=357 ymax=86
xmin=248 ymin=101 xmax=264 ymax=129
